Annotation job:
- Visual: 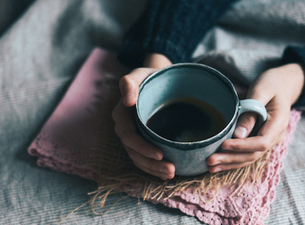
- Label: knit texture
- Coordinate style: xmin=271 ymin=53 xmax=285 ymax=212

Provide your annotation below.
xmin=281 ymin=46 xmax=305 ymax=66
xmin=118 ymin=0 xmax=238 ymax=68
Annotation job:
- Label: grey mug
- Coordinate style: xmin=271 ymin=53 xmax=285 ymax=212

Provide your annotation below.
xmin=135 ymin=63 xmax=267 ymax=176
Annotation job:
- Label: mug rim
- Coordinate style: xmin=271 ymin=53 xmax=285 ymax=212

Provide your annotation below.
xmin=136 ymin=63 xmax=240 ymax=150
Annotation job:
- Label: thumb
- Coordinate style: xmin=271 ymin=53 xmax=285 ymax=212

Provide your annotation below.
xmin=119 ymin=68 xmax=159 ymax=107
xmin=119 ymin=76 xmax=137 ymax=107
xmin=234 ymin=112 xmax=257 ymax=138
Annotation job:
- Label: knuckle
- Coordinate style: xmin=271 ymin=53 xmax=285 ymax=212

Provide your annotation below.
xmin=259 ymin=140 xmax=271 ymax=152
xmin=250 ymin=152 xmax=261 ymax=163
xmin=112 ymin=109 xmax=117 ymax=121
xmin=131 ymin=68 xmax=144 ymax=73
xmin=120 ymin=132 xmax=132 ymax=146
xmin=206 ymin=155 xmax=217 ymax=165
xmin=225 ymin=157 xmax=233 ymax=164
xmin=240 ymin=112 xmax=257 ymax=123
xmin=119 ymin=76 xmax=129 ymax=90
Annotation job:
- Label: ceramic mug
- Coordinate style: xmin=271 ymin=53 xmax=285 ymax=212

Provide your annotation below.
xmin=135 ymin=63 xmax=267 ymax=176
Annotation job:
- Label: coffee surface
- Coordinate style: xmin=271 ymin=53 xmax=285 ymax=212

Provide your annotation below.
xmin=146 ymin=97 xmax=227 ymax=142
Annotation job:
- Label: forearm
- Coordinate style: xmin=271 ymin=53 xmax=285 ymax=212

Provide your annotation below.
xmin=280 ymin=46 xmax=305 ymax=108
xmin=143 ymin=53 xmax=172 ymax=69
xmin=248 ymin=63 xmax=304 ymax=108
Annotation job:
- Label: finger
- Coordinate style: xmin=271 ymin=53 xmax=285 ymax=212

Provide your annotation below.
xmin=127 ymin=147 xmax=175 ymax=180
xmin=222 ymin=109 xmax=287 ymax=153
xmin=233 ymin=112 xmax=257 ymax=138
xmin=208 ymin=161 xmax=254 ymax=173
xmin=116 ymin=125 xmax=163 ymax=160
xmin=221 ymin=136 xmax=266 ymax=152
xmin=119 ymin=68 xmax=158 ymax=107
xmin=207 ymin=151 xmax=263 ymax=167
xmin=207 ymin=151 xmax=266 ymax=173
xmin=113 ymin=100 xmax=163 ymax=160
xmin=133 ymin=161 xmax=175 ymax=180
xmin=112 ymin=100 xmax=136 ymax=130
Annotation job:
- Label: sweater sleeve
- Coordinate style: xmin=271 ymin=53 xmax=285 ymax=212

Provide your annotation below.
xmin=280 ymin=46 xmax=305 ymax=108
xmin=118 ymin=0 xmax=238 ymax=68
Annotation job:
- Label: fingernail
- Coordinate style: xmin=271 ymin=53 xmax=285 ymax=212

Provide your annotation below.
xmin=123 ymin=92 xmax=135 ymax=104
xmin=234 ymin=126 xmax=247 ymax=138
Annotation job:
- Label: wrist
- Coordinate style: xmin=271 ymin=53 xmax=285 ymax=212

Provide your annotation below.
xmin=144 ymin=53 xmax=172 ymax=69
xmin=247 ymin=63 xmax=305 ymax=107
xmin=282 ymin=63 xmax=305 ymax=105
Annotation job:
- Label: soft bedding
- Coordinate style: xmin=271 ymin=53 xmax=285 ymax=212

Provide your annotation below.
xmin=1 ymin=0 xmax=305 ymax=224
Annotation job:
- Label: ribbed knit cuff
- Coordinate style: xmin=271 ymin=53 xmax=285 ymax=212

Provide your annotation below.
xmin=118 ymin=0 xmax=238 ymax=68
xmin=280 ymin=46 xmax=305 ymax=66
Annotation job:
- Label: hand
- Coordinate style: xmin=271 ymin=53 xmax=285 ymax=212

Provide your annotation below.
xmin=207 ymin=63 xmax=305 ymax=173
xmin=112 ymin=54 xmax=175 ymax=180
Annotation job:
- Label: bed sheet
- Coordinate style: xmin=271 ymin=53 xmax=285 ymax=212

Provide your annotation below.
xmin=0 ymin=0 xmax=304 ymax=224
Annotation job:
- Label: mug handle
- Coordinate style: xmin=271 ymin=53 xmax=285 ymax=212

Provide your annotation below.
xmin=239 ymin=99 xmax=268 ymax=135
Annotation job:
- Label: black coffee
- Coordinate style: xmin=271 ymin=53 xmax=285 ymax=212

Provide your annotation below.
xmin=146 ymin=97 xmax=227 ymax=142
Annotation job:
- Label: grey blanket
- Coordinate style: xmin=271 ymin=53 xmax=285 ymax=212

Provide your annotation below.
xmin=0 ymin=0 xmax=304 ymax=224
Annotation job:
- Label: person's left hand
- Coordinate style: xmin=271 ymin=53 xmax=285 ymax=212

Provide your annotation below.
xmin=207 ymin=63 xmax=305 ymax=173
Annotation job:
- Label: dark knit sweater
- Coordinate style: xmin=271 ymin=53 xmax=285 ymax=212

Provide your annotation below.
xmin=118 ymin=0 xmax=305 ymax=107
xmin=118 ymin=0 xmax=238 ymax=68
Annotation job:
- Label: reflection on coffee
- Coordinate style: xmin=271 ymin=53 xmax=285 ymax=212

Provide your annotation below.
xmin=146 ymin=97 xmax=227 ymax=142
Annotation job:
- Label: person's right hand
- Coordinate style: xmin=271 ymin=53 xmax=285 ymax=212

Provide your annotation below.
xmin=112 ymin=54 xmax=175 ymax=180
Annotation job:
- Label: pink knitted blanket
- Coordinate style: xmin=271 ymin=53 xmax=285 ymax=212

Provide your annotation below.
xmin=28 ymin=48 xmax=301 ymax=225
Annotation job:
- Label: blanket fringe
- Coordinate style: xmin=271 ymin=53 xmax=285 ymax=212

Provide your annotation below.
xmin=87 ymin=140 xmax=271 ymax=211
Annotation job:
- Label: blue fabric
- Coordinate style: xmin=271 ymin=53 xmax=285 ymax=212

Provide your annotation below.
xmin=118 ymin=0 xmax=238 ymax=68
